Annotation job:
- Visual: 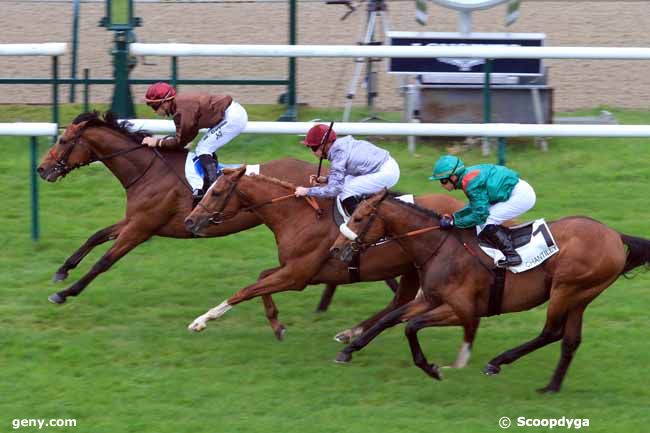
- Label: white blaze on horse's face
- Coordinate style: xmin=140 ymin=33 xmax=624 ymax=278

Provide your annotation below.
xmin=339 ymin=222 xmax=358 ymax=241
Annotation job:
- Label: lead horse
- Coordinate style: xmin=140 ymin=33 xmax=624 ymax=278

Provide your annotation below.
xmin=36 ymin=111 xmax=391 ymax=338
xmin=183 ymin=166 xmax=480 ymax=367
xmin=330 ymin=190 xmax=650 ymax=392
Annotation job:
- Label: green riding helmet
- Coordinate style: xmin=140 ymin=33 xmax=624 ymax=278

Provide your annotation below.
xmin=429 ymin=155 xmax=466 ymax=180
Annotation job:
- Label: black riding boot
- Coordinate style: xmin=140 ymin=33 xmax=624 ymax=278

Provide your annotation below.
xmin=341 ymin=196 xmax=361 ymax=217
xmin=480 ymin=224 xmax=522 ymax=267
xmin=198 ymin=154 xmax=219 ymax=192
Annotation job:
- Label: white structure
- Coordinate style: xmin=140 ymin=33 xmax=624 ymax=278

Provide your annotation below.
xmin=124 ymin=119 xmax=650 ymax=138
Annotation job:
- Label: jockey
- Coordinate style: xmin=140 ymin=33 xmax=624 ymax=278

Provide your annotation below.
xmin=294 ymin=124 xmax=400 ymax=216
xmin=430 ymin=155 xmax=536 ymax=267
xmin=142 ymin=82 xmax=248 ymax=203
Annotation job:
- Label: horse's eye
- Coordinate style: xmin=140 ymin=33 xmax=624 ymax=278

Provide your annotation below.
xmin=211 ymin=190 xmax=220 ymax=197
xmin=353 ymin=217 xmax=363 ymax=223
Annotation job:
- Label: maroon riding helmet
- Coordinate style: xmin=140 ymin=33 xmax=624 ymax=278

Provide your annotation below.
xmin=302 ymin=124 xmax=337 ymax=149
xmin=144 ymin=82 xmax=176 ymax=106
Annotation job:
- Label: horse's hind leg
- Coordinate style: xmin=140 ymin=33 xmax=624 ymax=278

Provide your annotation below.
xmin=53 ymin=220 xmax=126 ymax=282
xmin=256 ymin=267 xmax=288 ymax=341
xmin=315 ymin=284 xmax=337 ymax=313
xmin=49 ymin=223 xmax=152 ymax=304
xmin=537 ymin=305 xmax=585 ymax=394
xmin=484 ymin=294 xmax=569 ymax=376
xmin=334 ymin=272 xmax=419 ymax=344
xmin=316 ymin=278 xmax=397 ymax=314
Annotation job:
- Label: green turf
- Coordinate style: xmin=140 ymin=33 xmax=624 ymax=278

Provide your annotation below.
xmin=1 ymin=105 xmax=649 ymax=433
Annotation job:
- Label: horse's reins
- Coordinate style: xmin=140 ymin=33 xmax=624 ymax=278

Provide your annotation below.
xmin=197 ymin=175 xmax=322 ymax=225
xmin=347 ymin=196 xmax=494 ymax=275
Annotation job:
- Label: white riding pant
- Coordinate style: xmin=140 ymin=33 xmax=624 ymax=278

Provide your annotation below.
xmin=340 ymin=157 xmax=400 ymax=200
xmin=477 ymin=179 xmax=536 ymax=234
xmin=195 ymin=101 xmax=248 ymax=156
xmin=184 ymin=101 xmax=248 ymax=190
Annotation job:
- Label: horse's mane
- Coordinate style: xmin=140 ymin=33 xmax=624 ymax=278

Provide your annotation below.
xmin=72 ymin=111 xmax=152 ymax=143
xmin=249 ymin=173 xmax=297 ymax=191
xmin=387 ymin=195 xmax=442 ymax=220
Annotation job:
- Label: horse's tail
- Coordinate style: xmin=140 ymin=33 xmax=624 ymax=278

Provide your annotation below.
xmin=620 ymin=234 xmax=650 ymax=275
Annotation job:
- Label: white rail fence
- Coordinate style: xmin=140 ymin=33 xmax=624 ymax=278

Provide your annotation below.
xmin=130 ymin=43 xmax=650 ymax=60
xmin=125 ymin=120 xmax=650 ymax=138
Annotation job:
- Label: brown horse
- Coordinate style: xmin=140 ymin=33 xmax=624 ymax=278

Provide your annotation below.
xmin=35 ymin=111 xmax=383 ymax=339
xmin=330 ymin=189 xmax=650 ymax=392
xmin=183 ymin=166 xmax=481 ymax=367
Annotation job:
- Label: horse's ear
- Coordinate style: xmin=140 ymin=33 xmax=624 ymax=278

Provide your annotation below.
xmin=235 ymin=165 xmax=247 ymax=178
xmin=376 ymin=188 xmax=389 ymax=202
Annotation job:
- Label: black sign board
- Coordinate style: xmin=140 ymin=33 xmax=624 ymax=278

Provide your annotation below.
xmin=388 ymin=32 xmax=544 ymax=76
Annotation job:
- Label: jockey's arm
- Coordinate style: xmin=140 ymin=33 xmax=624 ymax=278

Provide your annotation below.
xmin=453 ymin=188 xmax=490 ymax=228
xmin=158 ymin=113 xmax=199 ymax=148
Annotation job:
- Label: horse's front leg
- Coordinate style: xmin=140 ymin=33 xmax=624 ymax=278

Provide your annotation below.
xmin=188 ymin=263 xmax=312 ymax=332
xmin=334 ymin=272 xmax=419 ymax=344
xmin=335 ymin=296 xmax=432 ymax=363
xmin=53 ymin=220 xmax=127 ymax=282
xmin=49 ymin=222 xmax=153 ymax=304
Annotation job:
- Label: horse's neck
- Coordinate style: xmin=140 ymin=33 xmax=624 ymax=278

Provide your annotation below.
xmin=240 ymin=177 xmax=314 ymax=230
xmin=87 ymin=128 xmax=155 ymax=187
xmin=383 ymin=200 xmax=447 ymax=259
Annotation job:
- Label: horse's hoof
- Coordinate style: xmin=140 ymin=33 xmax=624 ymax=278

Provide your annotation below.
xmin=188 ymin=320 xmax=206 ymax=332
xmin=48 ymin=293 xmax=66 ymax=304
xmin=334 ymin=351 xmax=352 ymax=364
xmin=536 ymin=386 xmax=559 ymax=394
xmin=274 ymin=325 xmax=287 ymax=341
xmin=428 ymin=364 xmax=444 ymax=381
xmin=483 ymin=363 xmax=501 ymax=376
xmin=333 ymin=331 xmax=351 ymax=344
xmin=52 ymin=271 xmax=68 ymax=283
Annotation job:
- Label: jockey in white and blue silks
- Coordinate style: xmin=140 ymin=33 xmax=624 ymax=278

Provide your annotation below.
xmin=294 ymin=124 xmax=400 ymax=216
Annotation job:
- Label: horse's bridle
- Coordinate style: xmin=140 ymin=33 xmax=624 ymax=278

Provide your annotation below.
xmin=49 ymin=126 xmax=152 ymax=188
xmin=196 ymin=175 xmax=241 ymax=224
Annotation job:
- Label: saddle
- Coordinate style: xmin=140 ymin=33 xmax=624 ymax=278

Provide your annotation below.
xmin=478 ymin=219 xmax=559 ymax=273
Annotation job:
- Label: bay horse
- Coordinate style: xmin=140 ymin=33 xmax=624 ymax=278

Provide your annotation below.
xmin=183 ymin=166 xmax=480 ymax=367
xmin=35 ymin=111 xmax=389 ymax=339
xmin=330 ymin=189 xmax=650 ymax=392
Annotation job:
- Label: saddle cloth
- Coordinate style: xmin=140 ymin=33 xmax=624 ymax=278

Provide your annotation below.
xmin=478 ymin=219 xmax=559 ymax=273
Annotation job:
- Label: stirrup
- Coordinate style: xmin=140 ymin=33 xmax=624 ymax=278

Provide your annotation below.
xmin=192 ymin=189 xmax=204 ymax=208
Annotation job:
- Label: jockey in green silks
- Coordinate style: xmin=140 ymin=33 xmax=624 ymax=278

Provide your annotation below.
xmin=430 ymin=155 xmax=537 ymax=267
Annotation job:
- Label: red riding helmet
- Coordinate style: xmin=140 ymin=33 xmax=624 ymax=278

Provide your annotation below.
xmin=302 ymin=124 xmax=337 ymax=148
xmin=144 ymin=82 xmax=176 ymax=104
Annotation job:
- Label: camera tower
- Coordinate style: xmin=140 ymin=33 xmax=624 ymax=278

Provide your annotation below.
xmin=342 ymin=0 xmax=390 ymax=122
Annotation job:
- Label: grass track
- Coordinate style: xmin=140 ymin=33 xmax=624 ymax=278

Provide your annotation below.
xmin=1 ymin=105 xmax=649 ymax=433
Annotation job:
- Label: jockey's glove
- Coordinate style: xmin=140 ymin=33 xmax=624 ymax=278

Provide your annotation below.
xmin=440 ymin=214 xmax=455 ymax=230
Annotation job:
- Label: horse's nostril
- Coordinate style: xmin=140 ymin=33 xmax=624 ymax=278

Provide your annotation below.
xmin=36 ymin=166 xmax=44 ymax=174
xmin=184 ymin=218 xmax=194 ymax=229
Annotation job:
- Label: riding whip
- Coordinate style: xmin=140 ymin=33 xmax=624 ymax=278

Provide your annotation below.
xmin=316 ymin=121 xmax=334 ymax=181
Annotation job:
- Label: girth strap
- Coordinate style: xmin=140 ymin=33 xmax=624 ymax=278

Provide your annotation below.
xmin=487 ymin=267 xmax=506 ymax=316
xmin=348 ymin=251 xmax=361 ymax=282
